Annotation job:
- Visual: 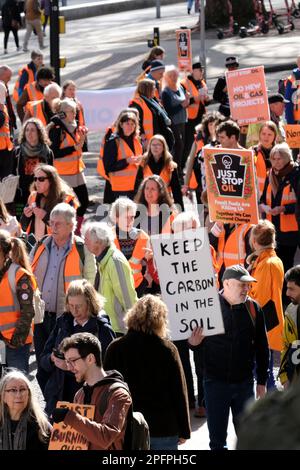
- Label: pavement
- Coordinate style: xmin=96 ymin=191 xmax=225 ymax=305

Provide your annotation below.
xmin=7 ymin=2 xmax=299 ymax=451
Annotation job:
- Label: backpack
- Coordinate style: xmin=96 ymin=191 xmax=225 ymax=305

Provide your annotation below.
xmin=8 ymin=262 xmax=45 ymax=325
xmin=99 ymin=377 xmax=150 ymax=450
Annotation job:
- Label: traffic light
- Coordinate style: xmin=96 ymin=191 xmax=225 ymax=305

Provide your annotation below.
xmin=147 ymin=27 xmax=160 ymax=48
xmin=50 ymin=0 xmax=66 ymax=84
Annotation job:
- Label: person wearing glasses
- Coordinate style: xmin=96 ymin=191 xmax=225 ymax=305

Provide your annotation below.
xmin=21 ymin=164 xmax=78 ymax=241
xmin=39 ymin=279 xmax=115 ymax=417
xmin=15 ymin=118 xmax=53 ymax=210
xmin=52 ymin=332 xmax=132 ymax=450
xmin=0 ymin=370 xmax=52 ymax=450
xmin=30 ymin=203 xmax=96 ymax=392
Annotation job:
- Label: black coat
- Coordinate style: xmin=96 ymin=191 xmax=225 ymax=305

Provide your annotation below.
xmin=40 ymin=311 xmax=115 ymax=417
xmin=2 ymin=0 xmax=21 ymax=29
xmin=104 ymin=330 xmax=191 ymax=439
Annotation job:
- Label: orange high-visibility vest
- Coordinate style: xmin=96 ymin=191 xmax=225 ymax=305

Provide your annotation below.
xmin=25 ymin=191 xmax=78 ymax=235
xmin=188 ymin=139 xmax=204 ymax=190
xmin=0 ymin=265 xmax=35 ymax=344
xmin=130 ymin=97 xmax=153 ymax=143
xmin=77 ymin=103 xmax=85 ymax=127
xmin=114 ymin=230 xmax=149 ymax=288
xmin=217 ymin=224 xmax=252 ymax=268
xmin=12 ymin=66 xmax=35 ymax=103
xmin=31 ymin=238 xmax=83 ymax=292
xmin=109 ymin=136 xmax=142 ymax=192
xmin=288 ymin=74 xmax=300 ymax=121
xmin=24 ymin=81 xmax=43 ymax=103
xmin=0 ymin=105 xmax=13 ymax=151
xmin=26 ymin=100 xmax=47 ymax=126
xmin=181 ymin=77 xmax=206 ymax=120
xmin=254 ymin=148 xmax=267 ymax=197
xmin=54 ymin=130 xmax=85 ymax=176
xmin=266 ymin=182 xmax=298 ymax=232
xmin=143 ymin=164 xmax=172 ymax=191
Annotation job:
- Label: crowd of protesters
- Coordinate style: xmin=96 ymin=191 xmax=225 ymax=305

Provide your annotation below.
xmin=0 ymin=44 xmax=300 ymax=451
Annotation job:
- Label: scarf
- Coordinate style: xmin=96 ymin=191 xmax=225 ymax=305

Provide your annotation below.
xmin=62 ymin=119 xmax=77 ymax=135
xmin=0 ymin=408 xmax=28 ymax=450
xmin=246 ymin=245 xmax=275 ymax=272
xmin=141 ymin=95 xmax=171 ymax=126
xmin=269 ymin=161 xmax=295 ymax=197
xmin=20 ymin=141 xmax=50 ymax=160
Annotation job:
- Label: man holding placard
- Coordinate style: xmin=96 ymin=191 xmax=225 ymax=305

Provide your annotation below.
xmin=188 ymin=264 xmax=269 ymax=450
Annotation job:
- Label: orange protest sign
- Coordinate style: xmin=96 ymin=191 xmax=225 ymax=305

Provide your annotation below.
xmin=226 ymin=66 xmax=270 ymax=125
xmin=203 ymin=147 xmax=259 ymax=225
xmin=48 ymin=401 xmax=95 ymax=450
xmin=284 ymin=125 xmax=300 ymax=148
xmin=175 ymin=29 xmax=192 ymax=72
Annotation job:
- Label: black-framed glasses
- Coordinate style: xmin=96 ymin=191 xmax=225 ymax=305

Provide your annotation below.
xmin=34 ymin=176 xmax=49 ymax=182
xmin=65 ymin=356 xmax=85 ymax=367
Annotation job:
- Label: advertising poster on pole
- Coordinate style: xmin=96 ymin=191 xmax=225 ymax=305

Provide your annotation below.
xmin=203 ymin=147 xmax=259 ymax=225
xmin=226 ymin=66 xmax=270 ymax=125
xmin=49 ymin=402 xmax=95 ymax=450
xmin=175 ymin=28 xmax=192 ymax=72
xmin=151 ymin=228 xmax=224 ymax=341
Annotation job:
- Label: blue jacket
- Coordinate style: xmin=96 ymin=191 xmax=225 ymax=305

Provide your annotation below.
xmin=284 ymin=68 xmax=300 ymax=124
xmin=40 ymin=311 xmax=115 ymax=417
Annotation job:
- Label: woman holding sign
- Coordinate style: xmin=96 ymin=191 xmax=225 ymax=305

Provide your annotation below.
xmin=260 ymin=143 xmax=300 ymax=280
xmin=0 ymin=370 xmax=51 ymax=450
xmin=252 ymin=121 xmax=277 ymax=198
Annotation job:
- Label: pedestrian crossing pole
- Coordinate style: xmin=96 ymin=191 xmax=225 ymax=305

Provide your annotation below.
xmin=50 ymin=0 xmax=60 ymax=84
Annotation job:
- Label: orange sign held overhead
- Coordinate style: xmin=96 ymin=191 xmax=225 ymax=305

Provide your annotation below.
xmin=49 ymin=402 xmax=95 ymax=450
xmin=176 ymin=29 xmax=192 ymax=72
xmin=203 ymin=147 xmax=259 ymax=225
xmin=226 ymin=66 xmax=270 ymax=125
xmin=284 ymin=125 xmax=300 ymax=148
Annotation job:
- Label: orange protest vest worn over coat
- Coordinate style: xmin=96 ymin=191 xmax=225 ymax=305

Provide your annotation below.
xmin=109 ymin=137 xmax=142 ymax=192
xmin=288 ymin=74 xmax=300 ymax=122
xmin=143 ymin=164 xmax=172 ymax=192
xmin=26 ymin=100 xmax=47 ymax=126
xmin=31 ymin=239 xmax=83 ymax=292
xmin=0 ymin=266 xmax=35 ymax=344
xmin=130 ymin=97 xmax=153 ymax=143
xmin=0 ymin=105 xmax=13 ymax=151
xmin=266 ymin=183 xmax=298 ymax=232
xmin=181 ymin=77 xmax=206 ymax=120
xmin=54 ymin=130 xmax=85 ymax=176
xmin=24 ymin=81 xmax=43 ymax=103
xmin=249 ymin=248 xmax=284 ymax=351
xmin=13 ymin=66 xmax=35 ymax=103
xmin=254 ymin=148 xmax=268 ymax=197
xmin=217 ymin=223 xmax=252 ymax=268
xmin=188 ymin=139 xmax=204 ymax=190
xmin=114 ymin=230 xmax=149 ymax=288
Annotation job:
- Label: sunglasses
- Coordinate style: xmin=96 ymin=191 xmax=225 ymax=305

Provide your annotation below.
xmin=34 ymin=176 xmax=49 ymax=182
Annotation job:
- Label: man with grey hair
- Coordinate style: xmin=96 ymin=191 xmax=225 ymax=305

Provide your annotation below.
xmin=23 ymin=82 xmax=61 ymax=125
xmin=30 ymin=202 xmax=96 ymax=391
xmin=83 ymin=221 xmax=137 ymax=335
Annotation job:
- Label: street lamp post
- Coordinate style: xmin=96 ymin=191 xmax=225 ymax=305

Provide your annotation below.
xmin=156 ymin=0 xmax=161 ymax=18
xmin=200 ymin=0 xmax=206 ymax=80
xmin=50 ymin=0 xmax=60 ymax=84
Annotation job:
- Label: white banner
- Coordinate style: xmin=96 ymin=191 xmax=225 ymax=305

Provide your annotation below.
xmin=151 ymin=228 xmax=224 ymax=341
xmin=77 ymin=87 xmax=135 ymax=132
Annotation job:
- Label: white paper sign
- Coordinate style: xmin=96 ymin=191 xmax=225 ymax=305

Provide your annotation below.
xmin=151 ymin=228 xmax=224 ymax=340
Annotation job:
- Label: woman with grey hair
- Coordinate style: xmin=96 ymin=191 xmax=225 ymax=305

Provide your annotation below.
xmin=260 ymin=142 xmax=300 ymax=278
xmin=49 ymin=98 xmax=89 ymax=235
xmin=110 ymin=198 xmax=151 ymax=297
xmin=0 ymin=370 xmax=52 ymax=450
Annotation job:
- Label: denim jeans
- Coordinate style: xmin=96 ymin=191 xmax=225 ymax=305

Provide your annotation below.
xmin=203 ymin=378 xmax=254 ymax=450
xmin=6 ymin=343 xmax=31 ymax=374
xmin=150 ymin=435 xmax=178 ymax=450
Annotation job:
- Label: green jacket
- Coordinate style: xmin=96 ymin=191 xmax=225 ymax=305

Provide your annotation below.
xmin=98 ymin=245 xmax=137 ymax=334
